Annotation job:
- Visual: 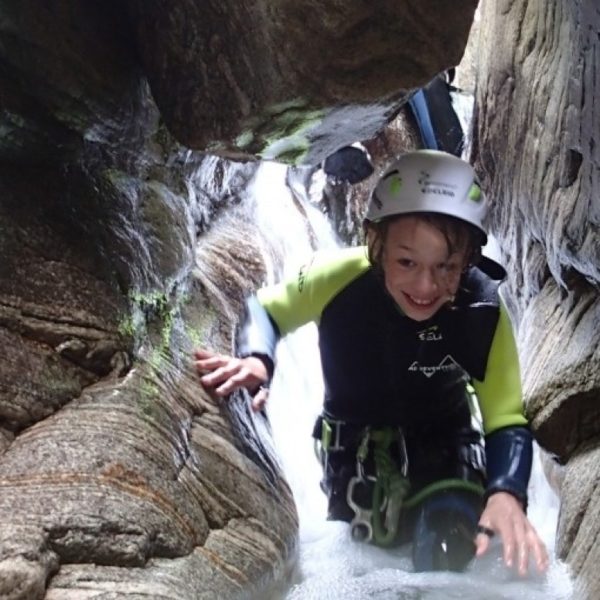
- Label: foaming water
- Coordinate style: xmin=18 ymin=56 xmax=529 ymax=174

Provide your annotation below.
xmin=249 ymin=160 xmax=573 ymax=600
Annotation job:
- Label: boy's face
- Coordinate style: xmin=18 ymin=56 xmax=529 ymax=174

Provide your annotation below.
xmin=380 ymin=216 xmax=469 ymax=321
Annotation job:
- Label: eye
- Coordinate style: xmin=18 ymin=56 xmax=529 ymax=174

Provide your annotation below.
xmin=397 ymin=258 xmax=415 ymax=268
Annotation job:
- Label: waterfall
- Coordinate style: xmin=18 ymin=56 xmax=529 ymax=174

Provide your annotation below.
xmin=248 ymin=160 xmax=573 ymax=600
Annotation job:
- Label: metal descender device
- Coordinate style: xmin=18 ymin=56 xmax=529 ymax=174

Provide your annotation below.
xmin=346 ymin=426 xmax=410 ymax=546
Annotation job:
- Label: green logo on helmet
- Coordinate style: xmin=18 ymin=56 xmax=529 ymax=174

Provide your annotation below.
xmin=388 ymin=175 xmax=403 ymax=196
xmin=468 ymin=183 xmax=482 ymax=202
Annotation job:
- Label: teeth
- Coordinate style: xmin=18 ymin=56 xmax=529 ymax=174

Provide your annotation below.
xmin=408 ymin=295 xmax=434 ymax=306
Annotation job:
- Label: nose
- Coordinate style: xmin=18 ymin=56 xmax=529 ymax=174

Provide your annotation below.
xmin=413 ymin=268 xmax=439 ymax=295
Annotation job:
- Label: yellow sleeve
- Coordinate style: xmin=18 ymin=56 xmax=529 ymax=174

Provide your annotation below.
xmin=472 ymin=301 xmax=528 ymax=435
xmin=256 ymin=246 xmax=370 ymax=335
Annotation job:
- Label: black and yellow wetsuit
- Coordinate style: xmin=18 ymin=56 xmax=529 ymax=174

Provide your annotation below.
xmin=255 ymin=246 xmax=525 ymax=432
xmin=239 ymin=245 xmax=533 ymax=568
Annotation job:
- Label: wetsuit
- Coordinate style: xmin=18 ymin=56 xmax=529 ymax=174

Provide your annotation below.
xmin=238 ymin=246 xmax=533 ymax=571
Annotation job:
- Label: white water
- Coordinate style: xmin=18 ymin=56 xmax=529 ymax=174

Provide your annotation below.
xmin=250 ymin=161 xmax=573 ymax=600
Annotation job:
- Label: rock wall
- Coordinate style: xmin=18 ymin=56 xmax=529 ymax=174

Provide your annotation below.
xmin=473 ymin=0 xmax=600 ymax=597
xmin=0 ymin=147 xmax=300 ymax=598
xmin=12 ymin=0 xmax=600 ymax=595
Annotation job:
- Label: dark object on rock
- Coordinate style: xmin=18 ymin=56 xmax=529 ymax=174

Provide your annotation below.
xmin=408 ymin=71 xmax=465 ymax=157
xmin=323 ymin=145 xmax=375 ymax=184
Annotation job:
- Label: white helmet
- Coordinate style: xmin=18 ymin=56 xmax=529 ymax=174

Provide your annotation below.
xmin=365 ymin=150 xmax=488 ymax=241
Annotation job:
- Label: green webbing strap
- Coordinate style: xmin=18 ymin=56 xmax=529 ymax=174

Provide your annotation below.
xmin=362 ymin=428 xmax=410 ymax=547
xmin=403 ymin=478 xmax=484 ymax=509
xmin=355 ymin=429 xmax=485 ymax=547
xmin=356 ymin=426 xmax=371 ymax=463
xmin=321 ymin=419 xmax=332 ymax=451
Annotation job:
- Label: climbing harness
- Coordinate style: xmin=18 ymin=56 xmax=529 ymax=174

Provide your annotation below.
xmin=346 ymin=427 xmax=410 ymax=546
xmin=315 ymin=415 xmax=485 ymax=548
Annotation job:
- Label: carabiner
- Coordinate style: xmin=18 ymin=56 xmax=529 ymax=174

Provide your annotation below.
xmin=346 ymin=475 xmax=374 ymax=543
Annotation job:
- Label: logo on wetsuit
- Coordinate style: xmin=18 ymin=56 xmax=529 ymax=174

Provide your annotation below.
xmin=417 ymin=325 xmax=442 ymax=342
xmin=408 ymin=354 xmax=461 ymax=378
xmin=297 ymin=257 xmax=315 ymax=292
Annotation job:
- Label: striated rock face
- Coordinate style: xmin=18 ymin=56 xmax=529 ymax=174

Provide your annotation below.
xmin=473 ymin=0 xmax=600 ymax=596
xmin=0 ymin=147 xmax=299 ymax=598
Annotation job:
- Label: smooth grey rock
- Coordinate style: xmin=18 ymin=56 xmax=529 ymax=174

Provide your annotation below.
xmin=474 ymin=0 xmax=600 ymax=595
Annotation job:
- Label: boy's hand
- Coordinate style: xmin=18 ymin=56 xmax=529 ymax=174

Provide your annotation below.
xmin=475 ymin=491 xmax=549 ymax=576
xmin=194 ymin=349 xmax=269 ymax=411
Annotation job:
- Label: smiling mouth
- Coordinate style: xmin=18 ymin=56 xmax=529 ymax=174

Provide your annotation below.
xmin=404 ymin=293 xmax=437 ymax=308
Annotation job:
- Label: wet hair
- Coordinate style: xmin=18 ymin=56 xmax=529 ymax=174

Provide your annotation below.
xmin=365 ymin=212 xmax=484 ymax=271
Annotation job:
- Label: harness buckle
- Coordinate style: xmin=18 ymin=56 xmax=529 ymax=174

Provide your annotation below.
xmin=321 ymin=417 xmax=346 ymax=452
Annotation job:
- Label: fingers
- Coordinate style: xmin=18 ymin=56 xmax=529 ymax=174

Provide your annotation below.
xmin=487 ymin=505 xmax=527 ymax=574
xmin=534 ymin=542 xmax=550 ymax=573
xmin=526 ymin=524 xmax=550 ymax=573
xmin=476 ymin=493 xmax=549 ymax=576
xmin=500 ymin=516 xmax=550 ymax=576
xmin=199 ymin=358 xmax=245 ymax=395
xmin=514 ymin=526 xmax=549 ymax=576
xmin=213 ymin=363 xmax=254 ymax=396
xmin=193 ymin=349 xmax=267 ymax=401
xmin=194 ymin=348 xmax=215 ymax=360
xmin=475 ymin=526 xmax=492 ymax=558
xmin=194 ymin=349 xmax=237 ymax=383
xmin=251 ymin=387 xmax=269 ymax=412
xmin=194 ymin=353 xmax=228 ymax=374
xmin=506 ymin=519 xmax=528 ymax=574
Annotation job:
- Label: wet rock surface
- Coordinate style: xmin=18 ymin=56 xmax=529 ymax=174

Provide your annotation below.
xmin=474 ymin=0 xmax=600 ymax=596
xmin=2 ymin=0 xmax=598 ymax=597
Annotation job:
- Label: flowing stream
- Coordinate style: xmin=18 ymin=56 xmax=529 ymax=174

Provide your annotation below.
xmin=249 ymin=161 xmax=573 ymax=600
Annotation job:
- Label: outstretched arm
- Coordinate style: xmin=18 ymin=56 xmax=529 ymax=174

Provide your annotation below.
xmin=475 ymin=427 xmax=549 ymax=575
xmin=194 ymin=248 xmax=362 ymax=410
xmin=194 ymin=295 xmax=279 ymax=412
xmin=472 ymin=303 xmax=549 ymax=575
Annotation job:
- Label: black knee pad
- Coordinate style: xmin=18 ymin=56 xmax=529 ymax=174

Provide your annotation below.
xmin=411 ymin=491 xmax=479 ymax=572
